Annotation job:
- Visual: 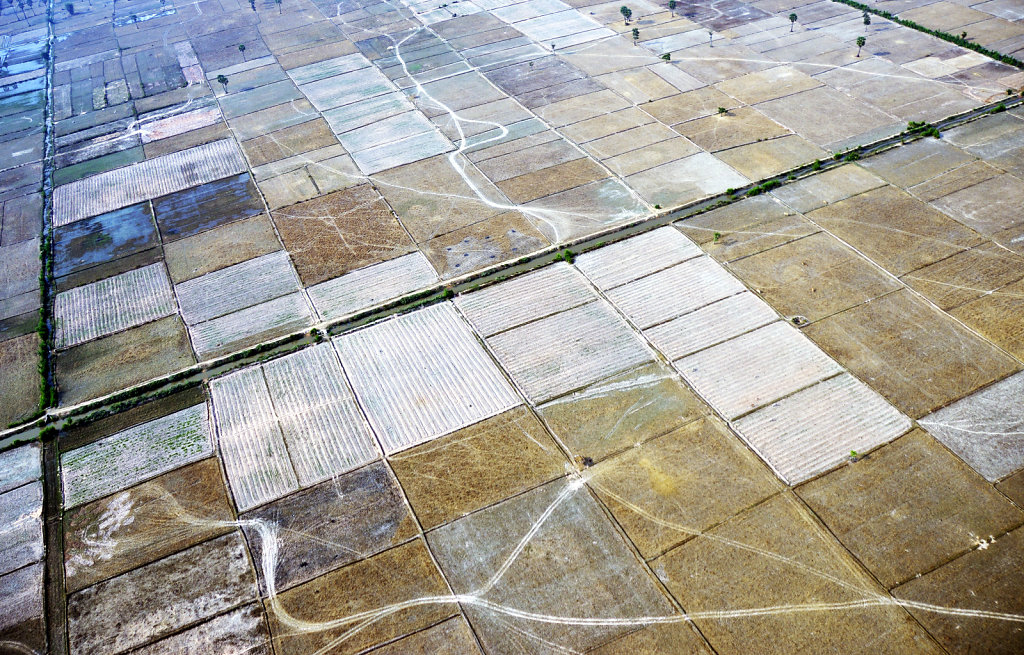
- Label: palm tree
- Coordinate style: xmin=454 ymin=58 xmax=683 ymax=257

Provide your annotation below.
xmin=216 ymin=74 xmax=229 ymax=90
xmin=620 ymin=5 xmax=631 ymax=25
xmin=789 ymin=13 xmax=797 ymax=32
xmin=856 ymin=36 xmax=865 ymax=57
xmin=863 ymin=12 xmax=871 ymax=32
xmin=668 ymin=0 xmax=676 ymax=16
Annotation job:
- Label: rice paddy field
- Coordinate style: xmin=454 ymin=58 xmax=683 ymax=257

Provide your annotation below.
xmin=1 ymin=0 xmax=1024 ymax=651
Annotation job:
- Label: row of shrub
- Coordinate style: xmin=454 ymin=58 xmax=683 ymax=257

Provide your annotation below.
xmin=831 ymin=0 xmax=1024 ymax=70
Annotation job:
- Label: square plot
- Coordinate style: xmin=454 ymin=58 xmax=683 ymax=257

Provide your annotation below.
xmin=920 ymin=370 xmax=1024 ymax=482
xmin=210 ymin=367 xmax=300 ymax=511
xmin=677 ymin=321 xmax=843 ymax=420
xmin=176 ymin=251 xmax=300 ymax=325
xmin=727 ymin=231 xmax=903 ymax=323
xmin=606 ymin=255 xmax=748 ymax=329
xmin=755 ymin=86 xmax=901 ymax=148
xmin=538 ymin=361 xmax=710 ymax=464
xmin=592 ymin=416 xmax=780 ymax=559
xmin=804 ymin=289 xmax=1019 ymax=419
xmin=420 ymin=210 xmax=550 ymax=279
xmin=54 ymin=263 xmax=176 ymax=348
xmin=625 ymin=152 xmax=749 ymax=209
xmin=951 ymin=276 xmax=1024 ymax=360
xmin=67 ymin=532 xmax=257 ymax=655
xmin=859 ymin=137 xmax=976 ymax=189
xmin=266 ymin=539 xmax=454 ymax=655
xmin=575 ymin=225 xmax=702 ymax=290
xmin=714 ymin=64 xmax=823 ymax=104
xmin=799 ymin=429 xmax=1023 ymax=589
xmin=0 ymin=443 xmax=39 ymax=495
xmin=53 ymin=203 xmax=158 ymax=279
xmin=930 ymin=174 xmax=1024 ymax=237
xmin=456 ymin=262 xmax=597 ymax=336
xmin=715 ymin=135 xmax=828 ymax=180
xmin=63 ymin=458 xmax=234 ymax=593
xmin=152 ymin=173 xmax=265 ymax=242
xmin=273 ymin=184 xmax=416 ymax=286
xmin=806 ymin=186 xmax=985 ymax=276
xmin=262 ymin=343 xmax=380 ymax=485
xmin=389 ymin=406 xmax=567 ymax=529
xmin=307 ymin=252 xmax=439 ymax=321
xmin=894 ymin=527 xmax=1024 ymax=655
xmin=646 ymin=291 xmax=779 ymax=360
xmin=61 ymin=403 xmax=213 ymax=508
xmin=335 ymin=302 xmax=520 ymax=453
xmin=674 ymin=107 xmax=790 ymax=152
xmin=901 ymin=243 xmax=1024 ymax=311
xmin=771 ymin=164 xmax=884 ymax=213
xmin=487 ymin=300 xmax=655 ymax=403
xmin=428 ymin=479 xmax=678 ymax=654
xmin=241 ymin=462 xmax=417 ymax=594
xmin=654 ymin=493 xmax=943 ymax=655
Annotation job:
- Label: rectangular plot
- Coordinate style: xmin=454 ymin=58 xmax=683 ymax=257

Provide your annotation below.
xmin=676 ymin=321 xmax=843 ymax=420
xmin=456 ymin=262 xmax=597 ymax=336
xmin=301 ymin=66 xmax=395 ymax=111
xmin=0 ymin=481 xmax=43 ymax=576
xmin=262 ymin=344 xmax=379 ymax=486
xmin=219 ymin=80 xmax=303 ymax=120
xmin=189 ymin=292 xmax=314 ymax=361
xmin=53 ymin=139 xmax=247 ymax=226
xmin=516 ymin=11 xmax=604 ymax=41
xmin=176 ymin=251 xmax=299 ymax=325
xmin=646 ymin=292 xmax=779 ymax=360
xmin=335 ymin=303 xmax=520 ymax=453
xmin=288 ymin=53 xmax=370 ymax=85
xmin=210 ymin=367 xmax=299 ymax=511
xmin=308 ymin=252 xmax=438 ymax=321
xmin=606 ymin=257 xmax=747 ymax=329
xmin=488 ymin=301 xmax=654 ymax=403
xmin=350 ymin=127 xmax=453 ymax=175
xmin=338 ymin=111 xmax=436 ymax=153
xmin=60 ymin=404 xmax=213 ymax=508
xmin=139 ymin=105 xmax=222 ymax=144
xmin=322 ymin=92 xmax=413 ymax=135
xmin=735 ymin=374 xmax=911 ymax=484
xmin=55 ymin=263 xmax=176 ymax=348
xmin=152 ymin=172 xmax=264 ymax=242
xmin=575 ymin=226 xmax=702 ymax=291
xmin=54 ymin=203 xmax=158 ymax=278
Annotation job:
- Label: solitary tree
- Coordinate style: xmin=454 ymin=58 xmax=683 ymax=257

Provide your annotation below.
xmin=216 ymin=74 xmax=229 ymax=90
xmin=668 ymin=0 xmax=676 ymax=16
xmin=248 ymin=0 xmax=255 ymax=10
xmin=238 ymin=43 xmax=246 ymax=52
xmin=63 ymin=1 xmax=74 ymax=14
xmin=789 ymin=13 xmax=797 ymax=32
xmin=620 ymin=5 xmax=631 ymax=24
xmin=632 ymin=27 xmax=639 ymax=44
xmin=708 ymin=30 xmax=713 ymax=46
xmin=856 ymin=35 xmax=866 ymax=57
xmin=863 ymin=11 xmax=870 ymax=31
xmin=275 ymin=0 xmax=281 ymax=13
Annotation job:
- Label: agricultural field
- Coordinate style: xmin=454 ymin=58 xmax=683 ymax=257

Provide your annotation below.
xmin=2 ymin=0 xmax=1024 ymax=651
